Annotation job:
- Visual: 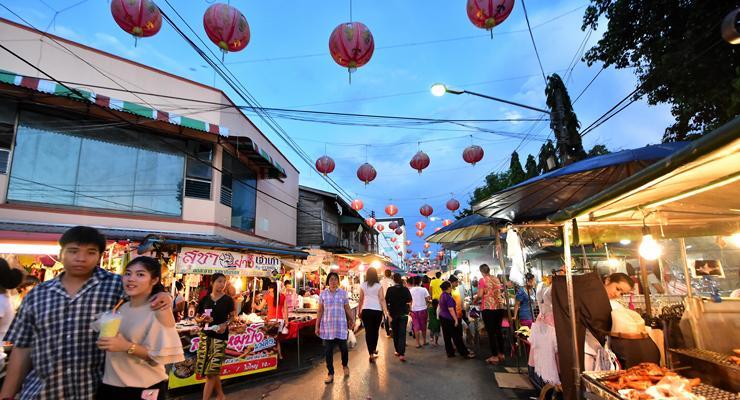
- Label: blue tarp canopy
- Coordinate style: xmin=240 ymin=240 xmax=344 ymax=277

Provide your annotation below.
xmin=473 ymin=142 xmax=688 ymax=223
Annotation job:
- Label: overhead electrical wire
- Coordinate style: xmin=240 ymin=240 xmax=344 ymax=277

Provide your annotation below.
xmin=520 ymin=0 xmax=548 ymax=86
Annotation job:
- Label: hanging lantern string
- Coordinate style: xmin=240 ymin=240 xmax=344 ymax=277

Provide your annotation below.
xmin=349 ymin=0 xmax=353 ymax=22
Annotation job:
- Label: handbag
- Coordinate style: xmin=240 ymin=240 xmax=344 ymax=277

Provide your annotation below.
xmin=347 ymin=329 xmax=357 ymax=349
xmin=594 ymin=341 xmax=620 ymax=371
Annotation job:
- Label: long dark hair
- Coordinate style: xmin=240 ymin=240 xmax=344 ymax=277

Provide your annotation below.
xmin=270 ymin=281 xmax=279 ymax=307
xmin=325 ymin=272 xmax=340 ymax=286
xmin=125 ymin=256 xmax=165 ymax=298
xmin=365 ymin=267 xmax=379 ymax=286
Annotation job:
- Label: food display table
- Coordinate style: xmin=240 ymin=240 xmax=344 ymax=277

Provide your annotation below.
xmin=581 ymin=370 xmax=737 ymax=400
xmin=669 ymin=348 xmax=740 ymax=393
xmin=280 ymin=318 xmax=317 ymax=341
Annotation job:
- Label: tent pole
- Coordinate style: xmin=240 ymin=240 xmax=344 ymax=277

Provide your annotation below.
xmin=638 ymin=256 xmax=652 ymax=317
xmin=563 ymin=222 xmax=581 ymax=400
xmin=678 ymin=238 xmax=693 ymax=299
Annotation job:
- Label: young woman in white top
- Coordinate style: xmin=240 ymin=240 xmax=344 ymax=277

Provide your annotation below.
xmin=409 ymin=276 xmax=431 ymax=348
xmin=357 ymin=267 xmax=387 ymax=363
xmin=97 ymin=256 xmax=184 ymax=400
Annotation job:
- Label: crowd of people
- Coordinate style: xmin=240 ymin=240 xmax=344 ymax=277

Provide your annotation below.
xmin=314 ymin=263 xmax=530 ymax=384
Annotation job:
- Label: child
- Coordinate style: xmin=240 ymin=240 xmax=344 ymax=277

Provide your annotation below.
xmin=427 ymin=298 xmax=441 ymax=346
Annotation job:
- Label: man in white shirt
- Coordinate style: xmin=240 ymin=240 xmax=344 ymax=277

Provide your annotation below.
xmin=380 ymin=269 xmax=395 ymax=337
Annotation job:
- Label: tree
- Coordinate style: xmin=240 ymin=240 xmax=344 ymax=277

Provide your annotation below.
xmin=587 ymin=144 xmax=610 ymax=157
xmin=582 ymin=1 xmax=740 ymax=142
xmin=524 ymin=154 xmax=538 ymax=179
xmin=459 ymin=171 xmax=510 ymax=217
xmin=546 ymin=73 xmax=587 ymax=164
xmin=508 ymin=151 xmax=526 ymax=185
xmin=537 ymin=139 xmax=559 ymax=174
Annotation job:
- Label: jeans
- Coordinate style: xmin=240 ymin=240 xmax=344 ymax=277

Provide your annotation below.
xmin=440 ymin=317 xmax=469 ymax=357
xmin=323 ymin=339 xmax=348 ymax=375
xmin=390 ymin=315 xmax=408 ymax=356
xmin=482 ymin=309 xmax=506 ymax=357
xmin=361 ymin=309 xmax=383 ymax=355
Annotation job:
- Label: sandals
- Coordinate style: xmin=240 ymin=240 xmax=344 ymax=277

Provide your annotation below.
xmin=415 ymin=345 xmax=422 ymax=349
xmin=324 ymin=375 xmax=334 ymax=384
xmin=466 ymin=352 xmax=477 ymax=359
xmin=343 ymin=366 xmax=350 ymax=377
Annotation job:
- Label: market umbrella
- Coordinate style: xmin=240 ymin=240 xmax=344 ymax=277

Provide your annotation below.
xmin=425 ymin=214 xmax=505 ymax=244
xmin=474 ymin=142 xmax=689 ymax=222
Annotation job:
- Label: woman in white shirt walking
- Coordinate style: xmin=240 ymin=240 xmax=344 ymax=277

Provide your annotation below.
xmin=409 ymin=276 xmax=431 ymax=348
xmin=357 ymin=267 xmax=386 ymax=363
xmin=97 ymin=256 xmax=184 ymax=400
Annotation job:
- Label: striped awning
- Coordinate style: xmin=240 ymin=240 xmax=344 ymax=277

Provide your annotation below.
xmin=0 ymin=69 xmax=287 ymax=179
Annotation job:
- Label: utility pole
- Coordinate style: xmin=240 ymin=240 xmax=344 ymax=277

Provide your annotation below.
xmin=551 ymin=90 xmax=570 ymax=165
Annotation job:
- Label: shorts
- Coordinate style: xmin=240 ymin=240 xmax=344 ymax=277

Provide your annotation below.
xmin=195 ymin=332 xmax=227 ymax=377
xmin=411 ymin=310 xmax=428 ymax=332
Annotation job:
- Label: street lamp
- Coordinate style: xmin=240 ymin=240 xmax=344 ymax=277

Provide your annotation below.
xmin=430 ymin=82 xmax=549 ymax=114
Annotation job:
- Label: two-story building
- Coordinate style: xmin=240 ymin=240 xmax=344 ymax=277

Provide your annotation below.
xmin=296 ymin=186 xmax=378 ymax=254
xmin=0 ymin=18 xmax=307 ymax=269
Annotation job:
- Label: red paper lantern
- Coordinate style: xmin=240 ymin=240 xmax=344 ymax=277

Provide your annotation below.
xmin=391 ymin=237 xmax=397 ymax=243
xmin=350 ymin=199 xmax=364 ymax=211
xmin=385 ymin=204 xmax=398 ymax=217
xmin=446 ymin=198 xmax=460 ymax=212
xmin=315 ymin=155 xmax=335 ymax=176
xmin=203 ymin=3 xmax=250 ymax=54
xmin=442 ymin=219 xmax=453 ymax=227
xmin=365 ymin=217 xmax=376 ymax=228
xmin=405 ymin=240 xmax=412 ymax=246
xmin=377 ymin=224 xmax=385 ymax=232
xmin=395 ymin=245 xmax=400 ymax=250
xmin=357 ymin=163 xmax=377 ymax=185
xmin=409 ymin=151 xmax=430 ymax=174
xmin=420 ymin=204 xmax=434 ymax=218
xmin=111 ymin=0 xmax=162 ymax=40
xmin=424 ymin=243 xmax=430 ymax=249
xmin=416 ymin=230 xmax=424 ymax=237
xmin=394 ymin=228 xmax=404 ymax=235
xmin=463 ymin=145 xmax=485 ymax=165
xmin=466 ymin=0 xmax=515 ymax=33
xmin=329 ymin=22 xmax=375 ymax=80
xmin=389 ymin=221 xmax=399 ymax=230
xmin=398 ymin=252 xmax=403 ymax=256
xmin=415 ymin=221 xmax=426 ymax=230
xmin=406 ymin=249 xmax=412 ymax=254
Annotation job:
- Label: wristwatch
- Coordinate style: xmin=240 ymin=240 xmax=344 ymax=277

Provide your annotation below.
xmin=127 ymin=343 xmax=137 ymax=355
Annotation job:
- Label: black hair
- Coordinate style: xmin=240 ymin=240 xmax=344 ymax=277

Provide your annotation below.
xmin=422 ymin=275 xmax=430 ymax=284
xmin=284 ymin=279 xmax=292 ymax=287
xmin=392 ymin=272 xmax=403 ymax=284
xmin=384 ymin=269 xmax=392 ymax=277
xmin=125 ymin=256 xmax=165 ymax=298
xmin=210 ymin=273 xmax=227 ymax=292
xmin=365 ymin=267 xmax=379 ymax=285
xmin=479 ymin=264 xmax=490 ymax=274
xmin=440 ymin=281 xmax=451 ymax=291
xmin=59 ymin=226 xmax=107 ymax=254
xmin=431 ymin=298 xmax=439 ymax=308
xmin=607 ymin=272 xmax=635 ymax=288
xmin=325 ymin=271 xmax=340 ymax=286
xmin=435 ymin=271 xmax=442 ymax=278
xmin=448 ymin=275 xmax=459 ymax=283
xmin=525 ymin=272 xmax=535 ymax=281
xmin=270 ymin=281 xmax=279 ymax=307
xmin=298 ymin=289 xmax=306 ymax=296
xmin=175 ymin=281 xmax=184 ymax=292
xmin=0 ymin=257 xmax=23 ymax=290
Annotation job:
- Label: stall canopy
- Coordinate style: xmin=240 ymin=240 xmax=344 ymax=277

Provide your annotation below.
xmin=473 ymin=142 xmax=688 ymax=222
xmin=425 ymin=214 xmax=504 ymax=244
xmin=548 ymin=116 xmax=740 ymax=243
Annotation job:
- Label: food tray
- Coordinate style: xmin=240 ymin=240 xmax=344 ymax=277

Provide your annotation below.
xmin=582 ymin=371 xmax=738 ymax=400
xmin=670 ymin=348 xmax=739 ymax=370
xmin=669 ymin=348 xmax=740 ymax=393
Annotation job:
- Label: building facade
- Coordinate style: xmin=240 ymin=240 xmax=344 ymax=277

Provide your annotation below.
xmin=0 ymin=18 xmax=299 ymax=250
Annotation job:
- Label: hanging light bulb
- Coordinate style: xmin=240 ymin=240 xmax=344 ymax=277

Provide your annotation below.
xmin=639 ymin=226 xmax=662 ymax=260
xmin=730 ymin=232 xmax=740 ymax=247
xmin=619 ymin=239 xmax=631 ymax=245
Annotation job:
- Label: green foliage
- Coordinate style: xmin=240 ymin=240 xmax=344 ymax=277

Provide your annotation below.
xmin=582 ymin=0 xmax=740 ymax=142
xmin=546 ymin=73 xmax=587 ymax=163
xmin=508 ymin=151 xmax=526 ymax=185
xmin=459 ymin=170 xmax=510 ymax=217
xmin=587 ymin=144 xmax=610 ymax=157
xmin=524 ymin=154 xmax=538 ymax=179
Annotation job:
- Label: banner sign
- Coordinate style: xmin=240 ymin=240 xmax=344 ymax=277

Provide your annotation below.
xmin=176 ymin=247 xmax=281 ymax=276
xmin=169 ymin=322 xmax=279 ymax=389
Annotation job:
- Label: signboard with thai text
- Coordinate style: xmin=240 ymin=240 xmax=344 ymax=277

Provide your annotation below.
xmin=175 ymin=246 xmax=281 ymax=276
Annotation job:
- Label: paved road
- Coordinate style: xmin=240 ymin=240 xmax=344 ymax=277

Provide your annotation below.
xmin=177 ymin=328 xmax=536 ymax=400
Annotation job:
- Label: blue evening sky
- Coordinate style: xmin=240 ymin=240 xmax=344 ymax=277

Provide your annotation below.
xmin=0 ymin=0 xmax=674 ymax=256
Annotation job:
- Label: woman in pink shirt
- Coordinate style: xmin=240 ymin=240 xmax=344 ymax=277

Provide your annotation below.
xmin=475 ymin=264 xmax=506 ymax=364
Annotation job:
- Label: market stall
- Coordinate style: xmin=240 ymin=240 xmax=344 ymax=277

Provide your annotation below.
xmin=545 ymin=117 xmax=740 ymax=399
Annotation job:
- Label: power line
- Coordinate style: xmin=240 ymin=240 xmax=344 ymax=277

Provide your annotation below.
xmin=572 ymin=67 xmax=605 ymax=105
xmin=520 ymin=0 xmax=548 ymax=86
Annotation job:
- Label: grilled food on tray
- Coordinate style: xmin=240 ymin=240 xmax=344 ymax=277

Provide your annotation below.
xmin=601 ymin=363 xmax=703 ymax=400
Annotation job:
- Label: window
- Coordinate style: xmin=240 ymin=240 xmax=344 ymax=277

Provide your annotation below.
xmin=221 ymin=152 xmax=257 ymax=232
xmin=184 ymin=141 xmax=213 ymax=200
xmin=0 ymin=102 xmax=16 ymax=174
xmin=7 ymin=111 xmax=185 ymax=216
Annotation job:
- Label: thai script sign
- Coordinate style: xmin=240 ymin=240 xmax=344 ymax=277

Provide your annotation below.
xmin=176 ymin=247 xmax=281 ymax=276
